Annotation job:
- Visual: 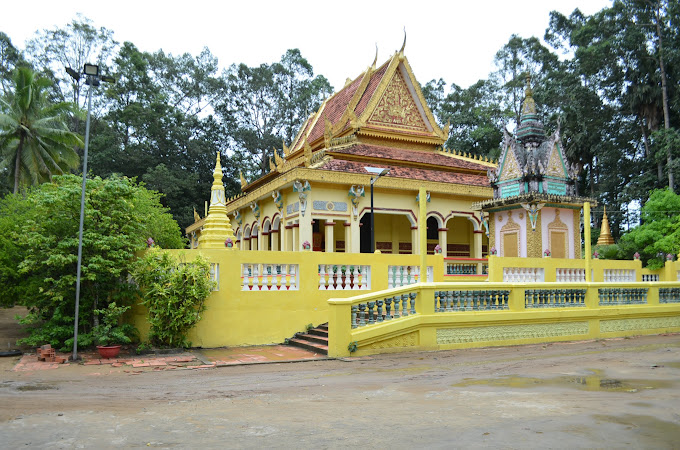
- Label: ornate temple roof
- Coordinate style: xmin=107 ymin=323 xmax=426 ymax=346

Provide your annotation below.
xmin=229 ymin=41 xmax=496 ymax=205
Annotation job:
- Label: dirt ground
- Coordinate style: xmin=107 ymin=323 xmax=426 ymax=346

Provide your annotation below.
xmin=1 ymin=308 xmax=679 ymax=448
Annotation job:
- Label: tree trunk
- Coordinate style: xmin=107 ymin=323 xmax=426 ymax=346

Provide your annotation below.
xmin=13 ymin=135 xmax=23 ymax=194
xmin=654 ymin=1 xmax=674 ymax=191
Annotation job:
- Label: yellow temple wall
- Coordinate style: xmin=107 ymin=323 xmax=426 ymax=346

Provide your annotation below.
xmin=130 ymin=249 xmax=444 ymax=348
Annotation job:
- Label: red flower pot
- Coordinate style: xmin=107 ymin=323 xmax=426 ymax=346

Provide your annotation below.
xmin=96 ymin=345 xmax=121 ymax=359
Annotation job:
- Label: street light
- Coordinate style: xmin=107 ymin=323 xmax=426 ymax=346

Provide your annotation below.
xmin=365 ymin=167 xmax=391 ymax=253
xmin=66 ymin=64 xmax=115 ymax=361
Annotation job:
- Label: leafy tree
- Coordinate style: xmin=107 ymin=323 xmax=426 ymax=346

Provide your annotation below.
xmin=0 ymin=67 xmax=81 ymax=194
xmin=1 ymin=174 xmax=184 ymax=350
xmin=0 ymin=32 xmax=27 ymax=97
xmin=618 ymin=188 xmax=680 ymax=268
xmin=133 ymin=249 xmax=214 ymax=348
xmin=216 ymin=49 xmax=332 ymax=178
xmin=25 ymin=14 xmax=118 ymax=108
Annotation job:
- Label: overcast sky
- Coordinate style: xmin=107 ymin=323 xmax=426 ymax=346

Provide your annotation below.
xmin=3 ymin=0 xmax=611 ymax=91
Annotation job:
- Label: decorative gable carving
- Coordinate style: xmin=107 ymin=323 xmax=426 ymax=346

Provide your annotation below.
xmin=499 ymin=146 xmax=521 ymax=181
xmin=546 ymin=143 xmax=567 ymax=177
xmin=368 ymin=70 xmax=427 ymax=132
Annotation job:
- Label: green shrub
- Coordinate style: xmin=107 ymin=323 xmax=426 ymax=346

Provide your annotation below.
xmin=133 ymin=249 xmax=215 ymax=348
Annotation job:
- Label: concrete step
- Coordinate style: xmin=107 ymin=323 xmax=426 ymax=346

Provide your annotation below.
xmin=288 ymin=337 xmax=328 ymax=355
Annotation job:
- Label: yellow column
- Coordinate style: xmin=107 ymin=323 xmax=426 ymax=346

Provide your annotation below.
xmin=419 ymin=187 xmax=427 ymax=281
xmin=325 ymin=221 xmax=335 ymax=252
xmin=584 ymin=202 xmax=592 ymax=282
xmin=439 ymin=227 xmax=448 ymax=257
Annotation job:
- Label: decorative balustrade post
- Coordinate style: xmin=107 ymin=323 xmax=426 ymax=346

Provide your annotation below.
xmin=385 ymin=297 xmax=392 ymax=320
xmin=393 ymin=295 xmax=401 ymax=319
xmin=376 ymin=300 xmax=384 ymax=322
xmin=502 ymin=290 xmax=509 ymax=309
xmin=367 ymin=301 xmax=375 ymax=325
xmin=358 ymin=303 xmax=366 ymax=327
xmin=400 ymin=294 xmax=408 ymax=316
xmin=447 ymin=291 xmax=455 ymax=311
xmin=409 ymin=292 xmax=416 ymax=314
xmin=351 ymin=305 xmax=358 ymax=329
xmin=434 ymin=291 xmax=440 ymax=312
xmin=319 ymin=265 xmax=326 ymax=290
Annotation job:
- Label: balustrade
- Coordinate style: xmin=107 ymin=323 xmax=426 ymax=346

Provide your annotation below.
xmin=642 ymin=274 xmax=660 ymax=282
xmin=502 ymin=267 xmax=544 ymax=283
xmin=351 ymin=292 xmax=417 ymax=328
xmin=525 ymin=289 xmax=586 ymax=308
xmin=603 ymin=269 xmax=636 ymax=283
xmin=241 ymin=264 xmax=299 ymax=291
xmin=598 ymin=288 xmax=647 ymax=305
xmin=555 ymin=268 xmax=586 ymax=283
xmin=434 ymin=290 xmax=509 ymax=311
xmin=659 ymin=288 xmax=680 ymax=303
xmin=318 ymin=265 xmax=370 ymax=290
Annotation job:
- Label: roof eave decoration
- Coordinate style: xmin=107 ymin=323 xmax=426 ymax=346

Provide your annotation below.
xmin=471 ymin=193 xmax=597 ymax=211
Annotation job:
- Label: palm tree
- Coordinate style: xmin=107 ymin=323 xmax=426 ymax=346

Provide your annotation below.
xmin=0 ymin=67 xmax=82 ymax=194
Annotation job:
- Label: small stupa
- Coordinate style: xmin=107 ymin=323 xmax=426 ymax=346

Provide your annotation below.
xmin=197 ymin=153 xmax=235 ymax=249
xmin=596 ymin=206 xmax=615 ymax=245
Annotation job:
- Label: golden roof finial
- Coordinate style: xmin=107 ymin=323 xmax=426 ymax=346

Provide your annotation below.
xmin=372 ymin=43 xmax=378 ymax=69
xmin=399 ymin=28 xmax=406 ymax=54
xmin=597 ymin=206 xmax=615 ymax=245
xmin=525 ymin=73 xmax=533 ymax=98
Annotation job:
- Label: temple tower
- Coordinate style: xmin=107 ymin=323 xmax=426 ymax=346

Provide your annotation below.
xmin=473 ymin=76 xmax=595 ymax=258
xmin=197 ymin=153 xmax=235 ymax=249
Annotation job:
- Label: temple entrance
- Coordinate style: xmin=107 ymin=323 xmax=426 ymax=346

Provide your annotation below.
xmin=360 ymin=212 xmax=413 ymax=254
xmin=446 ymin=216 xmax=473 ymax=257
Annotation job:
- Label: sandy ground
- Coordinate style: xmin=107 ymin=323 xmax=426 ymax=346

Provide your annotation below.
xmin=1 ymin=308 xmax=679 ymax=448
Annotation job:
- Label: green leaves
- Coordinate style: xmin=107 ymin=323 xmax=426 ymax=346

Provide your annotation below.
xmin=1 ymin=173 xmax=184 ymax=350
xmin=133 ymin=250 xmax=215 ymax=348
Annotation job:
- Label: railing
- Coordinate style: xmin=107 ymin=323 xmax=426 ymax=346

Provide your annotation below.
xmin=503 ymin=267 xmax=544 ymax=282
xmin=435 ymin=289 xmax=509 ymax=311
xmin=598 ymin=288 xmax=647 ymax=305
xmin=603 ymin=269 xmax=635 ymax=282
xmin=659 ymin=288 xmax=680 ymax=303
xmin=241 ymin=263 xmax=299 ymax=290
xmin=643 ymin=274 xmax=660 ymax=282
xmin=444 ymin=257 xmax=488 ymax=276
xmin=318 ymin=264 xmax=370 ymax=290
xmin=556 ymin=268 xmax=585 ymax=283
xmin=525 ymin=289 xmax=586 ymax=308
xmin=388 ymin=265 xmax=432 ymax=288
xmin=351 ymin=292 xmax=417 ymax=328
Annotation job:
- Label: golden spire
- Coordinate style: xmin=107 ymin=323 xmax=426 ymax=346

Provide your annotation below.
xmin=597 ymin=206 xmax=615 ymax=245
xmin=399 ymin=28 xmax=406 ymax=54
xmin=198 ymin=152 xmax=235 ymax=249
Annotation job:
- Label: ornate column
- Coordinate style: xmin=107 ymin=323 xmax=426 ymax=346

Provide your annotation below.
xmin=438 ymin=227 xmax=448 ymax=257
xmin=344 ymin=221 xmax=352 ymax=253
xmin=325 ymin=221 xmax=335 ymax=253
xmin=198 ymin=153 xmax=235 ymax=249
xmin=270 ymin=229 xmax=279 ymax=251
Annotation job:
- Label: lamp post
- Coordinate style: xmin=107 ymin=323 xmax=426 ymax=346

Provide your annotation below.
xmin=66 ymin=64 xmax=115 ymax=361
xmin=365 ymin=167 xmax=391 ymax=253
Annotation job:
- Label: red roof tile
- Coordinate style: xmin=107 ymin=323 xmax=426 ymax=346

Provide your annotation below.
xmin=329 ymin=144 xmax=491 ymax=172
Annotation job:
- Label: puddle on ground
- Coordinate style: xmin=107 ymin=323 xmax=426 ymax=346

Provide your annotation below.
xmin=451 ymin=369 xmax=674 ymax=393
xmin=16 ymin=384 xmax=56 ymax=391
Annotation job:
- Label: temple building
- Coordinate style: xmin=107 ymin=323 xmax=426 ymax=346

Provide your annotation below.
xmin=190 ymin=42 xmax=495 ymax=257
xmin=472 ymin=75 xmax=595 ymax=259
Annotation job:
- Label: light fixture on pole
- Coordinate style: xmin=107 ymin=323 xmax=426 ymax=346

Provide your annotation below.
xmin=364 ymin=167 xmax=391 ymax=253
xmin=65 ymin=63 xmax=115 ymax=361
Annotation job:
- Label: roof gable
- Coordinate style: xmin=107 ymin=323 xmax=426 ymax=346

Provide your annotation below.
xmin=546 ymin=142 xmax=568 ymax=178
xmin=367 ymin=68 xmax=429 ymax=132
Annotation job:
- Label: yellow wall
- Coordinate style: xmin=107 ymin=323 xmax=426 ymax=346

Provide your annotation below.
xmin=131 ymin=249 xmax=444 ymax=348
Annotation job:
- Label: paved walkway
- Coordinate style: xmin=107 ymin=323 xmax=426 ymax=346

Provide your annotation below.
xmin=11 ymin=344 xmax=325 ymax=372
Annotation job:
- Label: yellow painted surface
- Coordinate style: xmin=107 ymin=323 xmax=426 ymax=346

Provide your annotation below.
xmin=328 ymin=280 xmax=680 ymax=357
xmin=131 ymin=249 xmax=444 ymax=348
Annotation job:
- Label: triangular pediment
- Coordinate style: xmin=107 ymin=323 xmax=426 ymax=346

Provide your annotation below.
xmin=546 ymin=143 xmax=567 ymax=178
xmin=367 ymin=68 xmax=429 ymax=132
xmin=499 ymin=145 xmax=521 ymax=181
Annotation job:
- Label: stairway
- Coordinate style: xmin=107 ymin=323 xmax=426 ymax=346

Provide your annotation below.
xmin=287 ymin=323 xmax=328 ymax=355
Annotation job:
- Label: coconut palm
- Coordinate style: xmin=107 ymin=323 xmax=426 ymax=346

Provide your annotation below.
xmin=0 ymin=67 xmax=82 ymax=194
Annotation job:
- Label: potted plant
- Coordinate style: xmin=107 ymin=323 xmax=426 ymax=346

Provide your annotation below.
xmin=633 ymin=252 xmax=641 ymax=261
xmin=225 ymin=237 xmax=234 ymax=248
xmin=434 ymin=244 xmax=442 ymax=255
xmin=489 ymin=246 xmax=497 ymax=256
xmin=92 ymin=302 xmax=136 ymax=359
xmin=593 ymin=251 xmax=600 ymax=259
xmin=302 ymin=240 xmax=311 ymax=250
xmin=544 ymin=249 xmax=551 ymax=258
xmin=667 ymin=253 xmax=675 ymax=261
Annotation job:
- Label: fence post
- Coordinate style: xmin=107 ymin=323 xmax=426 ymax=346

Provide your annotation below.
xmin=328 ymin=298 xmax=352 ymax=357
